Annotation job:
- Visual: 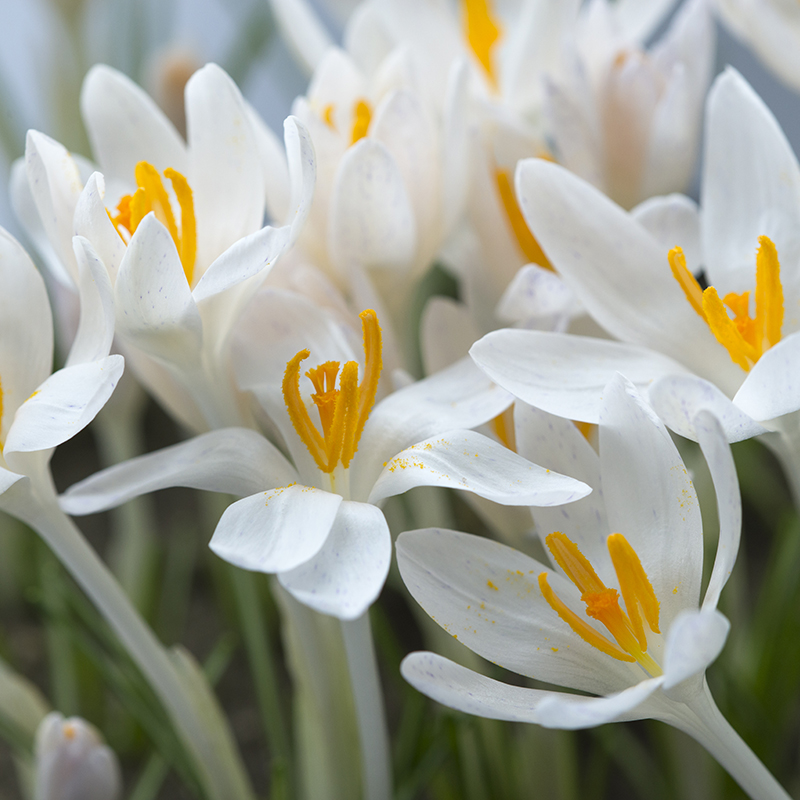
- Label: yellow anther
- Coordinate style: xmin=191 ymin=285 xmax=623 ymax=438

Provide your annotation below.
xmin=491 ymin=407 xmax=516 ymax=451
xmin=607 ymin=533 xmax=660 ymax=650
xmin=282 ymin=310 xmax=383 ymax=474
xmin=323 ymin=103 xmax=336 ymax=129
xmin=462 ymin=0 xmax=502 ymax=86
xmin=668 ymin=247 xmax=705 ymax=320
xmin=670 ymin=236 xmax=784 ymax=372
xmin=541 ymin=532 xmax=663 ymax=675
xmin=351 ymin=100 xmax=372 ymax=145
xmin=495 ymin=170 xmax=553 ymax=270
xmin=109 ymin=161 xmax=197 ymax=285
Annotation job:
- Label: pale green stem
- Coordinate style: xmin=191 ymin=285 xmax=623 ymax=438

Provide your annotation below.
xmin=666 ymin=686 xmax=790 ymax=800
xmin=10 ymin=481 xmax=254 ymax=800
xmin=761 ymin=419 xmax=800 ymax=513
xmin=340 ymin=613 xmax=393 ymax=800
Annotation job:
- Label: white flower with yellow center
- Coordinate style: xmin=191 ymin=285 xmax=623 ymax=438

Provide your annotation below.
xmin=16 ymin=62 xmax=316 ymax=433
xmin=62 ymin=304 xmax=590 ymax=619
xmin=398 ymin=376 xmax=791 ymax=800
xmin=470 ymin=70 xmax=800 ymax=464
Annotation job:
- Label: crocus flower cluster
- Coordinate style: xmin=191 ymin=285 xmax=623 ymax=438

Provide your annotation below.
xmin=1 ymin=0 xmax=799 ymax=798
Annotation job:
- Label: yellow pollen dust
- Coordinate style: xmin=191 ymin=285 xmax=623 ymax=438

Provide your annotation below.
xmin=538 ymin=531 xmax=662 ymax=675
xmin=495 ymin=169 xmax=553 ymax=270
xmin=108 ymin=161 xmax=197 ymax=286
xmin=462 ymin=0 xmax=502 ymax=86
xmin=282 ymin=310 xmax=382 ymax=474
xmin=669 ymin=235 xmax=784 ymax=372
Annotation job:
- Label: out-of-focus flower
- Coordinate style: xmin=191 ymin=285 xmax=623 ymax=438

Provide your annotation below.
xmin=470 ymin=70 xmax=800 ymax=453
xmin=14 ymin=62 xmax=315 ymax=432
xmin=714 ymin=0 xmax=800 ymax=92
xmin=62 ymin=302 xmax=590 ymax=619
xmin=35 ymin=713 xmax=121 ymax=800
xmin=398 ymin=376 xmax=791 ymax=800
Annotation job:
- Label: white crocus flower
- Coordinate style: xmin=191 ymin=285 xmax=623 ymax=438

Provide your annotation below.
xmin=714 ymin=0 xmax=800 ymax=93
xmin=35 ymin=713 xmax=121 ymax=800
xmin=398 ymin=375 xmax=791 ymax=800
xmin=62 ymin=305 xmax=591 ymax=620
xmin=471 ymin=70 xmax=800 ymax=476
xmin=18 ymin=63 xmax=315 ymax=432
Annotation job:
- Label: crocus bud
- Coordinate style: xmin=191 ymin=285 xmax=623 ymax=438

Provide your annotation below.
xmin=35 ymin=712 xmax=121 ymax=800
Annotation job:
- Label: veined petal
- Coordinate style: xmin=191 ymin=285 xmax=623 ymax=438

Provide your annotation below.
xmin=186 ymin=63 xmax=265 ymax=268
xmin=694 ymin=410 xmax=742 ymax=611
xmin=631 ymin=194 xmax=702 ymax=277
xmin=470 ymin=329 xmax=689 ymax=423
xmin=369 ymin=430 xmax=590 ymax=507
xmin=115 ymin=214 xmax=202 ymax=365
xmin=4 ymin=356 xmax=124 ymax=456
xmin=328 ymin=139 xmax=416 ymax=276
xmin=66 ymin=236 xmax=115 ymax=367
xmin=0 ymin=228 xmax=54 ymax=431
xmin=420 ymin=297 xmax=480 ymax=375
xmin=662 ymin=608 xmax=729 ymax=691
xmin=209 ymin=484 xmax=341 ymax=573
xmin=60 ymin=429 xmax=298 ymax=515
xmin=81 ymin=64 xmax=187 ymax=181
xmin=283 ymin=115 xmax=317 ymax=239
xmin=599 ymin=375 xmax=703 ymax=629
xmin=353 ymin=358 xmax=512 ymax=498
xmin=396 ymin=528 xmax=637 ymax=695
xmin=278 ymin=500 xmax=391 ymax=619
xmin=496 ymin=265 xmax=579 ymax=325
xmin=401 ymin=651 xmax=581 ymax=724
xmin=733 ymin=331 xmax=800 ymax=422
xmin=649 ymin=374 xmax=767 ymax=443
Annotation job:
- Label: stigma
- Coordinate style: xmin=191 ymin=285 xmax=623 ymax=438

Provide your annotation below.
xmin=282 ymin=310 xmax=382 ymax=474
xmin=539 ymin=532 xmax=662 ymax=676
xmin=669 ymin=235 xmax=784 ymax=372
xmin=108 ymin=161 xmax=197 ymax=286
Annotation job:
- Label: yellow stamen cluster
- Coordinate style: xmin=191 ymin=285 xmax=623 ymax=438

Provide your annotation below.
xmin=669 ymin=236 xmax=784 ymax=372
xmin=495 ymin=169 xmax=553 ymax=270
xmin=462 ymin=0 xmax=502 ymax=86
xmin=109 ymin=161 xmax=197 ymax=286
xmin=350 ymin=100 xmax=372 ymax=145
xmin=282 ymin=310 xmax=382 ymax=474
xmin=539 ymin=532 xmax=662 ymax=675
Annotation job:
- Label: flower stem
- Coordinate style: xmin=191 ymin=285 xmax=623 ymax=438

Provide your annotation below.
xmin=13 ymin=487 xmax=254 ymax=800
xmin=670 ymin=685 xmax=790 ymax=800
xmin=340 ymin=612 xmax=393 ymax=800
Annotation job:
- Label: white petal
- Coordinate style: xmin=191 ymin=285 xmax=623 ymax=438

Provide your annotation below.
xmin=662 ymin=608 xmax=729 ymax=691
xmin=267 ymin=0 xmax=333 ymax=75
xmin=60 ymin=428 xmax=298 ymax=515
xmin=401 ymin=651 xmax=576 ymax=723
xmin=599 ymin=374 xmax=704 ymax=629
xmin=0 ymin=228 xmax=54 ymax=427
xmin=733 ymin=332 xmax=800 ymax=422
xmin=515 ymin=159 xmax=737 ymax=384
xmin=532 ymin=677 xmax=664 ymax=729
xmin=694 ymin=409 xmax=742 ymax=611
xmin=115 ymin=214 xmax=202 ymax=365
xmin=191 ymin=224 xmax=292 ymax=303
xmin=73 ymin=173 xmax=126 ymax=284
xmin=631 ymin=194 xmax=701 ymax=276
xmin=441 ymin=60 xmax=470 ymax=236
xmin=353 ymin=358 xmax=512 ymax=497
xmin=4 ymin=356 xmax=124 ymax=455
xmin=470 ymin=329 xmax=689 ymax=423
xmin=396 ymin=528 xmax=636 ymax=695
xmin=66 ymin=236 xmax=115 ymax=367
xmin=328 ymin=139 xmax=416 ymax=276
xmin=278 ymin=500 xmax=391 ymax=619
xmin=420 ymin=296 xmax=479 ymax=375
xmin=649 ymin=374 xmax=767 ymax=443
xmin=496 ymin=265 xmax=578 ymax=325
xmin=24 ymin=131 xmax=83 ymax=281
xmin=209 ymin=484 xmax=342 ymax=573
xmin=80 ymin=64 xmax=187 ymax=181
xmin=283 ymin=115 xmax=317 ymax=239
xmin=369 ymin=429 xmax=590 ymax=506
xmin=186 ymin=63 xmax=265 ymax=268
xmin=702 ymin=68 xmax=800 ymax=297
